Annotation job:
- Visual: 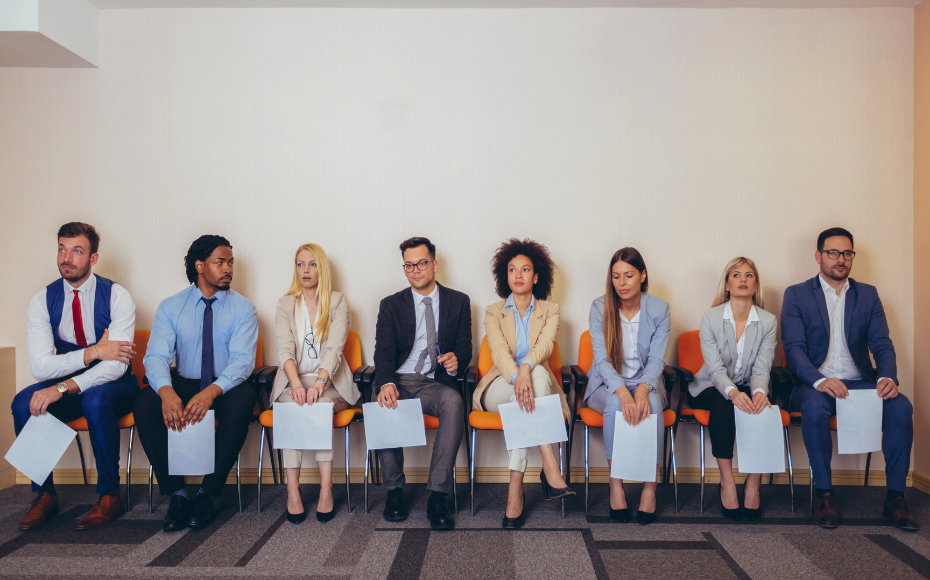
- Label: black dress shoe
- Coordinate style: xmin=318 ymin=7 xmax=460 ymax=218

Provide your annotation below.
xmin=316 ymin=509 xmax=335 ymax=523
xmin=540 ymin=469 xmax=576 ymax=500
xmin=286 ymin=507 xmax=307 ymax=524
xmin=187 ymin=493 xmax=215 ymax=528
xmin=383 ymin=488 xmax=408 ymax=522
xmin=636 ymin=510 xmax=657 ymax=525
xmin=609 ymin=507 xmax=630 ymax=523
xmin=163 ymin=494 xmax=192 ymax=532
xmin=720 ymin=486 xmax=741 ymax=521
xmin=741 ymin=481 xmax=762 ymax=521
xmin=502 ymin=493 xmax=526 ymax=529
xmin=426 ymin=492 xmax=454 ymax=531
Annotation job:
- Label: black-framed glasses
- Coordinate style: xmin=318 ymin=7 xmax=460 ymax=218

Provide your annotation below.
xmin=821 ymin=250 xmax=856 ymax=260
xmin=304 ymin=334 xmax=318 ymax=359
xmin=403 ymin=260 xmax=433 ymax=273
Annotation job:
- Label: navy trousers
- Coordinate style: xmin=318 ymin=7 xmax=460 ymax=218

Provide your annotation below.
xmin=789 ymin=379 xmax=913 ymax=492
xmin=11 ymin=376 xmax=139 ymax=494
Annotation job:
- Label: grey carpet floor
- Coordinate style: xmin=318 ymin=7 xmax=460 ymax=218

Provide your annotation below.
xmin=0 ymin=480 xmax=928 ymax=579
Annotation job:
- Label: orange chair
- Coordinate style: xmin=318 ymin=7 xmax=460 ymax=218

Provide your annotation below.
xmin=67 ymin=329 xmax=150 ymax=509
xmin=255 ymin=329 xmax=368 ymax=513
xmin=567 ymin=331 xmax=679 ymax=513
xmin=671 ymin=330 xmax=794 ymax=513
xmin=464 ymin=336 xmax=571 ymax=518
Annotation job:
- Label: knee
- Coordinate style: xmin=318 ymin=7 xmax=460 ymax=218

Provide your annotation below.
xmin=11 ymin=388 xmax=33 ymax=419
xmin=81 ymin=388 xmax=113 ymax=418
xmin=440 ymin=390 xmax=464 ymax=419
xmin=800 ymin=395 xmax=830 ymax=421
xmin=133 ymin=386 xmax=162 ymax=417
xmin=886 ymin=393 xmax=913 ymax=421
xmin=604 ymin=392 xmax=621 ymax=415
xmin=530 ymin=366 xmax=553 ymax=395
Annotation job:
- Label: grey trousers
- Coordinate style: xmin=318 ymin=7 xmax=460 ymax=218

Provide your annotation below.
xmin=378 ymin=373 xmax=465 ymax=494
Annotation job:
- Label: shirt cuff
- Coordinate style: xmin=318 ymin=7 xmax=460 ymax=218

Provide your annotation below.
xmin=725 ymin=385 xmax=736 ymax=399
xmin=752 ymin=388 xmax=766 ymax=396
xmin=878 ymin=377 xmax=891 ymax=384
xmin=379 ymin=382 xmax=396 ymax=392
xmin=510 ymin=372 xmax=518 ymax=384
xmin=72 ymin=374 xmax=92 ymax=393
xmin=214 ymin=377 xmax=232 ymax=394
xmin=520 ymin=358 xmax=535 ymax=370
xmin=813 ymin=378 xmax=826 ymax=389
xmin=69 ymin=349 xmax=88 ymax=370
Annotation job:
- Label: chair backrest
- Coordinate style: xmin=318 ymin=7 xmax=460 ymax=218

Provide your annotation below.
xmin=578 ymin=330 xmax=594 ymax=374
xmin=131 ymin=330 xmax=150 ymax=387
xmin=477 ymin=335 xmax=562 ymax=380
xmin=343 ymin=329 xmax=362 ymax=373
xmin=677 ymin=330 xmax=703 ymax=375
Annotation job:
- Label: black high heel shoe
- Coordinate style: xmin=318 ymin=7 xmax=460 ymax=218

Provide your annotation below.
xmin=502 ymin=493 xmax=526 ymax=529
xmin=636 ymin=510 xmax=657 ymax=525
xmin=741 ymin=480 xmax=762 ymax=521
xmin=286 ymin=507 xmax=307 ymax=524
xmin=540 ymin=469 xmax=576 ymax=501
xmin=720 ymin=485 xmax=742 ymax=521
xmin=609 ymin=506 xmax=630 ymax=522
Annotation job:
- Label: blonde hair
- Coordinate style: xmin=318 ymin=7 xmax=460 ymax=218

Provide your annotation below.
xmin=712 ymin=257 xmax=765 ymax=309
xmin=286 ymin=243 xmax=333 ymax=342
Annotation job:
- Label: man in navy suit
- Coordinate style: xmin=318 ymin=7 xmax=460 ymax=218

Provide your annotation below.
xmin=782 ymin=227 xmax=916 ymax=530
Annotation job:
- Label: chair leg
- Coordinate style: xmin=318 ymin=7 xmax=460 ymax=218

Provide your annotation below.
xmin=75 ymin=434 xmax=88 ymax=485
xmin=699 ymin=425 xmax=705 ymax=514
xmin=470 ymin=427 xmax=476 ymax=516
xmin=237 ymin=455 xmax=242 ymax=513
xmin=662 ymin=429 xmax=669 ymax=484
xmin=559 ymin=442 xmax=565 ymax=519
xmin=669 ymin=427 xmax=678 ymax=513
xmin=584 ymin=425 xmax=589 ymax=514
xmin=374 ymin=450 xmax=381 ymax=484
xmin=126 ymin=426 xmax=135 ymax=510
xmin=565 ymin=421 xmax=573 ymax=486
xmin=364 ymin=449 xmax=370 ymax=513
xmin=769 ymin=473 xmax=774 ymax=485
xmin=784 ymin=427 xmax=794 ymax=513
xmin=809 ymin=466 xmax=814 ymax=516
xmin=277 ymin=450 xmax=285 ymax=485
xmin=148 ymin=463 xmax=154 ymax=514
xmin=258 ymin=427 xmax=265 ymax=513
xmin=864 ymin=452 xmax=871 ymax=488
xmin=266 ymin=428 xmax=278 ymax=487
xmin=452 ymin=466 xmax=458 ymax=514
xmin=345 ymin=425 xmax=352 ymax=514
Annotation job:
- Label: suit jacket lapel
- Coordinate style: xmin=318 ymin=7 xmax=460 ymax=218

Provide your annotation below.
xmin=723 ymin=315 xmax=738 ymax=369
xmin=437 ymin=284 xmax=452 ymax=351
xmin=501 ymin=302 xmax=517 ymax=351
xmin=637 ymin=295 xmax=653 ymax=365
xmin=742 ymin=319 xmax=759 ymax=365
xmin=844 ymin=280 xmax=857 ymax=343
xmin=293 ymin=297 xmax=305 ymax=365
xmin=812 ymin=276 xmax=831 ymax=334
xmin=528 ymin=300 xmax=544 ymax=347
xmin=402 ymin=290 xmax=416 ymax=350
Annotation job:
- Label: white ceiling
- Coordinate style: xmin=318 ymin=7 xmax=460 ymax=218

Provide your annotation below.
xmin=87 ymin=0 xmax=923 ymax=8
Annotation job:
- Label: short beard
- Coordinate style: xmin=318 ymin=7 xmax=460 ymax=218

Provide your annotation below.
xmin=59 ymin=263 xmax=90 ymax=283
xmin=820 ymin=264 xmax=849 ymax=283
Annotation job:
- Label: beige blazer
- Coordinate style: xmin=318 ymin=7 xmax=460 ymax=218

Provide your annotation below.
xmin=270 ymin=292 xmax=359 ymax=405
xmin=472 ymin=298 xmax=569 ymax=416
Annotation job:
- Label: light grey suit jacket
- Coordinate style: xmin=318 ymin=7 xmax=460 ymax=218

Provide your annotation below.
xmin=586 ymin=292 xmax=671 ymax=400
xmin=690 ymin=303 xmax=777 ymax=399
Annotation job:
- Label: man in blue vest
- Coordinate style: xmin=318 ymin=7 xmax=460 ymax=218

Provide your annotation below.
xmin=12 ymin=222 xmax=139 ymax=531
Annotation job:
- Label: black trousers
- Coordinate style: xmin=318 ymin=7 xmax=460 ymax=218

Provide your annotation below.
xmin=687 ymin=385 xmax=751 ymax=460
xmin=133 ymin=375 xmax=256 ymax=497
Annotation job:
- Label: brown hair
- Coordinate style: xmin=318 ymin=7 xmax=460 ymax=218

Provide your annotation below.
xmin=399 ymin=236 xmax=436 ymax=259
xmin=603 ymin=247 xmax=648 ymax=372
xmin=57 ymin=222 xmax=100 ymax=254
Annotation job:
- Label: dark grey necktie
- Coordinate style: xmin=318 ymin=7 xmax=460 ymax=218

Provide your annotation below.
xmin=200 ymin=297 xmax=217 ymax=391
xmin=414 ymin=296 xmax=438 ymax=375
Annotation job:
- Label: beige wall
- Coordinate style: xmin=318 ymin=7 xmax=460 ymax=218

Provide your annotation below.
xmin=0 ymin=7 xmax=915 ymax=475
xmin=915 ymin=0 xmax=930 ymax=481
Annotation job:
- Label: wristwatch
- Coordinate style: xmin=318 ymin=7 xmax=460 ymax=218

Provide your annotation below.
xmin=56 ymin=382 xmax=69 ymax=395
xmin=317 ymin=377 xmax=329 ymax=387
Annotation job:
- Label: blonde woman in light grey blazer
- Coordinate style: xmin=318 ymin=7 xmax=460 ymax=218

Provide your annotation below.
xmin=272 ymin=244 xmax=359 ymax=524
xmin=687 ymin=257 xmax=776 ymax=521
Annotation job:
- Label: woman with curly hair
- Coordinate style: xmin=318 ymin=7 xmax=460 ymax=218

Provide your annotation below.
xmin=473 ymin=238 xmax=575 ymax=529
xmin=585 ymin=247 xmax=670 ymax=525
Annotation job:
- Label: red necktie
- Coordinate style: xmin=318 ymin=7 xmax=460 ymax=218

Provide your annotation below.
xmin=72 ymin=290 xmax=87 ymax=346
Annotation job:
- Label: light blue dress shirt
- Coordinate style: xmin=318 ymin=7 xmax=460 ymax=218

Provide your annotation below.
xmin=504 ymin=294 xmax=535 ymax=383
xmin=144 ymin=286 xmax=258 ymax=394
xmin=396 ymin=285 xmax=440 ymax=378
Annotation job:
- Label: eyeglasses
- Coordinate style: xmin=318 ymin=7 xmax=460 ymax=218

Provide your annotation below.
xmin=821 ymin=250 xmax=856 ymax=260
xmin=304 ymin=334 xmax=318 ymax=360
xmin=403 ymin=260 xmax=433 ymax=273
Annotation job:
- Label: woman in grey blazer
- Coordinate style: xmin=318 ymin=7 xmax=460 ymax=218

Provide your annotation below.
xmin=272 ymin=243 xmax=360 ymax=524
xmin=586 ymin=248 xmax=670 ymax=525
xmin=687 ymin=257 xmax=776 ymax=521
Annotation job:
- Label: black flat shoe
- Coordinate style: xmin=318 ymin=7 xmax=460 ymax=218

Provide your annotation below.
xmin=720 ymin=486 xmax=741 ymax=521
xmin=286 ymin=508 xmax=307 ymax=524
xmin=502 ymin=493 xmax=525 ymax=529
xmin=186 ymin=493 xmax=215 ymax=528
xmin=163 ymin=494 xmax=191 ymax=532
xmin=540 ymin=469 xmax=576 ymax=501
xmin=636 ymin=510 xmax=657 ymax=525
xmin=315 ymin=510 xmax=334 ymax=523
xmin=741 ymin=481 xmax=761 ymax=521
xmin=609 ymin=507 xmax=630 ymax=522
xmin=383 ymin=488 xmax=408 ymax=522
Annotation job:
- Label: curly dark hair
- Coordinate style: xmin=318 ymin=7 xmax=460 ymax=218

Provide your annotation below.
xmin=491 ymin=238 xmax=555 ymax=300
xmin=184 ymin=235 xmax=232 ymax=284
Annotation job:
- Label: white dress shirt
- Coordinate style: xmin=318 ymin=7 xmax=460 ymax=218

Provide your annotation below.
xmin=722 ymin=301 xmax=765 ymax=400
xmin=619 ymin=310 xmax=642 ymax=380
xmin=297 ymin=300 xmax=322 ymax=376
xmin=396 ymin=285 xmax=440 ymax=378
xmin=27 ymin=275 xmax=136 ymax=392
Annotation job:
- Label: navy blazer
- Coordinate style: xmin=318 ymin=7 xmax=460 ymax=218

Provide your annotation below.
xmin=780 ymin=275 xmax=897 ymax=388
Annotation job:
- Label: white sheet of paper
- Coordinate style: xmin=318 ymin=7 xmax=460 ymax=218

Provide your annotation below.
xmin=272 ymin=402 xmax=333 ymax=450
xmin=734 ymin=405 xmax=786 ymax=474
xmin=837 ymin=389 xmax=883 ymax=454
xmin=4 ymin=413 xmax=76 ymax=485
xmin=498 ymin=394 xmax=568 ymax=451
xmin=609 ymin=413 xmax=658 ymax=482
xmin=363 ymin=399 xmax=427 ymax=450
xmin=169 ymin=410 xmax=215 ymax=475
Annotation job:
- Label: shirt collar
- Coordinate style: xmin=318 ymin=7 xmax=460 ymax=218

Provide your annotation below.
xmin=411 ymin=284 xmax=439 ymax=307
xmin=64 ymin=274 xmax=96 ymax=296
xmin=504 ymin=294 xmax=535 ymax=316
xmin=191 ymin=285 xmax=228 ymax=307
xmin=723 ymin=301 xmax=760 ymax=324
xmin=818 ymin=274 xmax=849 ymax=297
xmin=619 ymin=309 xmax=640 ymax=324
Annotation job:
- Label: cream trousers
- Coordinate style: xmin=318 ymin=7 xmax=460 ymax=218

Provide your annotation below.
xmin=480 ymin=364 xmax=557 ymax=473
xmin=275 ymin=374 xmax=349 ymax=467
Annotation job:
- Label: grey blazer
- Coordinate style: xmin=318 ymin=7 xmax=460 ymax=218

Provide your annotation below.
xmin=690 ymin=303 xmax=777 ymax=399
xmin=270 ymin=292 xmax=359 ymax=405
xmin=585 ymin=292 xmax=671 ymax=401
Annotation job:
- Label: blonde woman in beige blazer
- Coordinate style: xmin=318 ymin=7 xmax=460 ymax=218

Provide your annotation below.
xmin=273 ymin=244 xmax=359 ymax=524
xmin=473 ymin=239 xmax=574 ymax=529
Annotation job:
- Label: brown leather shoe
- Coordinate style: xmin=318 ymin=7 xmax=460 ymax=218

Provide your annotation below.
xmin=75 ymin=494 xmax=123 ymax=531
xmin=813 ymin=492 xmax=839 ymax=529
xmin=19 ymin=493 xmax=59 ymax=531
xmin=884 ymin=496 xmax=919 ymax=531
